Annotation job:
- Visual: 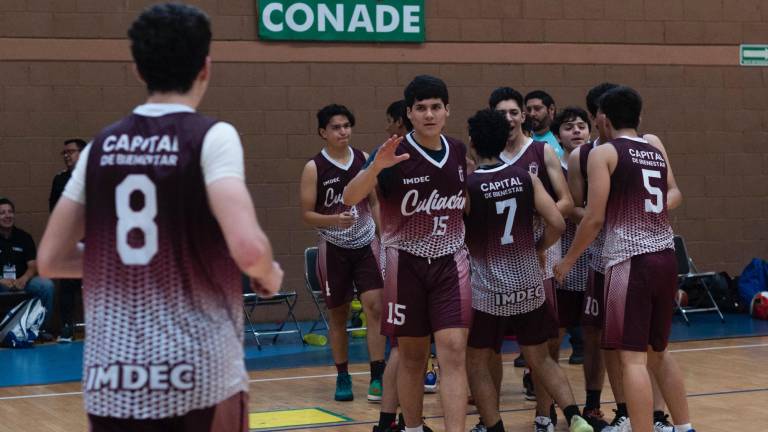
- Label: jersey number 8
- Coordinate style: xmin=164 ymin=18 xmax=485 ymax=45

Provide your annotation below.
xmin=115 ymin=174 xmax=158 ymax=265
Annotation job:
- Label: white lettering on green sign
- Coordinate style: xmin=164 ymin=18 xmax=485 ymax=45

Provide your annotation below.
xmin=259 ymin=0 xmax=425 ymax=43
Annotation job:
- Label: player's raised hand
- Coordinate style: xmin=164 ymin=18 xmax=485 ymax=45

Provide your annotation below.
xmin=252 ymin=261 xmax=284 ymax=298
xmin=337 ymin=211 xmax=356 ymax=228
xmin=372 ymin=135 xmax=408 ymax=171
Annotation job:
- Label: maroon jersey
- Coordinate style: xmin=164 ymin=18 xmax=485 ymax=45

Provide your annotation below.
xmin=377 ymin=132 xmax=467 ymax=258
xmin=500 ymin=138 xmax=560 ymax=279
xmin=603 ymin=137 xmax=674 ymax=267
xmin=82 ymin=112 xmax=246 ymax=418
xmin=466 ymin=164 xmax=544 ymax=316
xmin=580 ymin=140 xmax=608 ymax=272
xmin=312 ymin=147 xmax=375 ymax=249
xmin=559 ymin=162 xmax=589 ymax=292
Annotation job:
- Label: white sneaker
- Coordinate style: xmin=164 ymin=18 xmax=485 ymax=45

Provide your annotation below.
xmin=604 ymin=415 xmax=631 ymax=432
xmin=653 ymin=414 xmax=674 ymax=432
xmin=534 ymin=416 xmax=554 ymax=432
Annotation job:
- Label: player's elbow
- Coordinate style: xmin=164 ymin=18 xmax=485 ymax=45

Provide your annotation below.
xmin=342 ymin=186 xmax=359 ymax=206
xmin=230 ymin=236 xmax=268 ymax=274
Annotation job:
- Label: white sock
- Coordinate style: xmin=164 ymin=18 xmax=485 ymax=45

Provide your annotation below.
xmin=535 ymin=416 xmax=552 ymax=425
xmin=674 ymin=423 xmax=692 ymax=431
xmin=404 ymin=426 xmax=424 ymax=432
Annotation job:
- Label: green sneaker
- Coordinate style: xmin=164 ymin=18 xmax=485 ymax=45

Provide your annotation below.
xmin=569 ymin=415 xmax=594 ymax=432
xmin=335 ymin=372 xmax=353 ymax=401
xmin=367 ymin=378 xmax=382 ymax=402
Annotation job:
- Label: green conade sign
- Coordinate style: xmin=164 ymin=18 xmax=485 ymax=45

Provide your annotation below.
xmin=258 ymin=0 xmax=425 ymax=43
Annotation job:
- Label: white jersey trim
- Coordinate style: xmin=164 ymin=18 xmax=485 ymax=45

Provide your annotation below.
xmin=62 ymin=143 xmax=91 ymax=205
xmin=320 ymin=147 xmax=355 ymax=171
xmin=616 ymin=135 xmax=649 ymax=144
xmin=473 ymin=163 xmax=508 ymax=174
xmin=133 ymin=103 xmax=195 ymax=116
xmin=405 ymin=132 xmax=450 ymax=168
xmin=499 ymin=137 xmax=533 ymax=165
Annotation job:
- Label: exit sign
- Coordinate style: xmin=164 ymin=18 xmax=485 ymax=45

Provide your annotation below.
xmin=258 ymin=0 xmax=425 ymax=43
xmin=740 ymin=44 xmax=768 ymax=66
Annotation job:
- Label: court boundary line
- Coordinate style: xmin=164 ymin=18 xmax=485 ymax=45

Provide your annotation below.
xmin=259 ymin=387 xmax=768 ymax=431
xmin=1 ymin=340 xmax=766 ymax=402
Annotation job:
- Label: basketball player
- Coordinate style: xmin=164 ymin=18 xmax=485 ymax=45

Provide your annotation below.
xmin=569 ymin=83 xmax=680 ymax=432
xmin=37 ymin=4 xmax=282 ymax=431
xmin=464 ymin=108 xmax=592 ymax=432
xmin=300 ymin=104 xmax=386 ymax=403
xmin=491 ymin=87 xmax=574 ymax=430
xmin=555 ymin=86 xmax=694 ymax=432
xmin=344 ymin=75 xmax=471 ymax=432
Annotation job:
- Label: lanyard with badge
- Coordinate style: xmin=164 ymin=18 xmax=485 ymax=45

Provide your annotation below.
xmin=2 ymin=264 xmax=15 ymax=280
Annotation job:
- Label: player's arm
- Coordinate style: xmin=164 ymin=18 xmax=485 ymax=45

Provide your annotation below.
xmin=554 ymin=144 xmax=616 ymax=283
xmin=343 ymin=135 xmax=407 ymax=206
xmin=567 ymin=147 xmax=586 ymax=223
xmin=362 ymin=151 xmax=383 ymax=233
xmin=38 ymin=198 xmax=86 ymax=279
xmin=38 ymin=146 xmax=90 ymax=279
xmin=299 ymin=161 xmax=353 ymax=229
xmin=543 ymin=144 xmax=574 ymax=217
xmin=644 ymin=134 xmax=683 ymax=210
xmin=532 ymin=175 xmax=565 ymax=253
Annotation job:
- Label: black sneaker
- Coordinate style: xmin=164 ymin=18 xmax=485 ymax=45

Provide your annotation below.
xmin=522 ymin=369 xmax=535 ymax=401
xmin=57 ymin=324 xmax=73 ymax=343
xmin=514 ymin=353 xmax=527 ymax=367
xmin=582 ymin=408 xmax=609 ymax=430
xmin=549 ymin=403 xmax=557 ymax=427
xmin=396 ymin=413 xmax=432 ymax=432
xmin=568 ymin=349 xmax=584 ymax=365
xmin=653 ymin=412 xmax=674 ymax=432
xmin=37 ymin=331 xmax=55 ymax=343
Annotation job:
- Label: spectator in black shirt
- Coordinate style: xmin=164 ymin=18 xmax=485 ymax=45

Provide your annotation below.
xmin=0 ymin=197 xmax=55 ymax=341
xmin=49 ymin=139 xmax=87 ymax=211
xmin=49 ymin=138 xmax=87 ymax=342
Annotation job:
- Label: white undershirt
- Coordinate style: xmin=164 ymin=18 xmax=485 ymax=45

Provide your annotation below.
xmin=63 ymin=103 xmax=244 ymax=204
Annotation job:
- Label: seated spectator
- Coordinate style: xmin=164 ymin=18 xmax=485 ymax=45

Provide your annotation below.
xmin=50 ymin=138 xmax=87 ymax=343
xmin=0 ymin=197 xmax=55 ymax=342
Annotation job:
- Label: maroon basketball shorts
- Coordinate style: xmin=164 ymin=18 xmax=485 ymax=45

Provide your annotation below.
xmin=88 ymin=391 xmax=248 ymax=432
xmin=468 ymin=302 xmax=558 ymax=353
xmin=316 ymin=239 xmax=383 ymax=309
xmin=582 ymin=268 xmax=606 ymax=329
xmin=602 ymin=249 xmax=677 ymax=352
xmin=381 ymin=247 xmax=472 ymax=338
xmin=557 ymin=289 xmax=585 ymax=329
xmin=504 ymin=278 xmax=559 ymax=340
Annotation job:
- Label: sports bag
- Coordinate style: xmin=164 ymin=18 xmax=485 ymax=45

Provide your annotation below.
xmin=0 ymin=297 xmax=46 ymax=348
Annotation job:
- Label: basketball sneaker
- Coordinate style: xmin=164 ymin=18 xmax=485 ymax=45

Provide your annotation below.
xmin=367 ymin=378 xmax=383 ymax=402
xmin=582 ymin=408 xmax=609 ymax=430
xmin=534 ymin=416 xmax=554 ymax=432
xmin=653 ymin=412 xmax=674 ymax=432
xmin=522 ymin=369 xmax=536 ymax=401
xmin=424 ymin=355 xmax=438 ymax=393
xmin=396 ymin=413 xmax=433 ymax=432
xmin=334 ymin=372 xmax=353 ymax=401
xmin=469 ymin=420 xmax=487 ymax=432
xmin=603 ymin=412 xmax=631 ymax=432
xmin=568 ymin=415 xmax=594 ymax=432
xmin=57 ymin=324 xmax=73 ymax=343
xmin=514 ymin=352 xmax=527 ymax=367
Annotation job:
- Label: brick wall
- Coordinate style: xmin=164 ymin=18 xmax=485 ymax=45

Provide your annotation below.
xmin=1 ymin=1 xmax=767 ymax=320
xmin=2 ymin=0 xmax=768 ymax=44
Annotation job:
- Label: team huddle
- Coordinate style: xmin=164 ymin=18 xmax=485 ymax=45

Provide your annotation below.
xmin=36 ymin=4 xmax=693 ymax=432
xmin=308 ymin=75 xmax=694 ymax=432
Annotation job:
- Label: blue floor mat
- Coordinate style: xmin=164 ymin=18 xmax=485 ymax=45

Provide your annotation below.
xmin=1 ymin=312 xmax=766 ymax=388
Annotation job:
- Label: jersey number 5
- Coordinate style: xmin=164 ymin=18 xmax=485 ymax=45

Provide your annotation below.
xmin=115 ymin=174 xmax=158 ymax=265
xmin=641 ymin=169 xmax=663 ymax=214
xmin=496 ymin=198 xmax=518 ymax=245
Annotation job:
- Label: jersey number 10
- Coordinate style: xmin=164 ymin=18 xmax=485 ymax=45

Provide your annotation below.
xmin=115 ymin=174 xmax=158 ymax=265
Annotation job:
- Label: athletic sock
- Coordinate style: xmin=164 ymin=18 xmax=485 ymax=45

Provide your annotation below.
xmin=616 ymin=402 xmax=628 ymax=418
xmin=585 ymin=389 xmax=602 ymax=411
xmin=378 ymin=412 xmax=396 ymax=429
xmin=674 ymin=423 xmax=692 ymax=432
xmin=370 ymin=360 xmax=386 ymax=381
xmin=653 ymin=410 xmax=665 ymax=421
xmin=335 ymin=361 xmax=348 ymax=375
xmin=487 ymin=420 xmax=505 ymax=432
xmin=563 ymin=405 xmax=581 ymax=425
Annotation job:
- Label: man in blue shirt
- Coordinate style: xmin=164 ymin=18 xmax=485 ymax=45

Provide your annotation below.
xmin=525 ymin=90 xmax=566 ymax=160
